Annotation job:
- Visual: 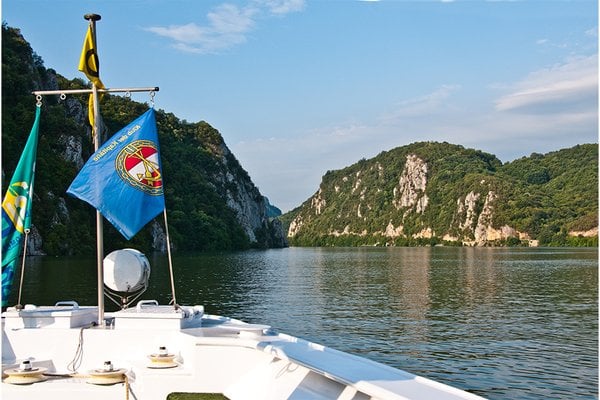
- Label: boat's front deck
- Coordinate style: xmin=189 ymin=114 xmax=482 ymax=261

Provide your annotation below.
xmin=2 ymin=303 xmax=483 ymax=400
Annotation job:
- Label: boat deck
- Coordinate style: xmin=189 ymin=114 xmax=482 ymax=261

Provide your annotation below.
xmin=2 ymin=304 xmax=484 ymax=400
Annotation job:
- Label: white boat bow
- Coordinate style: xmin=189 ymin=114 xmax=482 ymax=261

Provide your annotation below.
xmin=2 ymin=301 xmax=484 ymax=400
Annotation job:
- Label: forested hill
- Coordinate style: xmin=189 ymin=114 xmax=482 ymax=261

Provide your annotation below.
xmin=283 ymin=142 xmax=598 ymax=247
xmin=2 ymin=23 xmax=287 ymax=255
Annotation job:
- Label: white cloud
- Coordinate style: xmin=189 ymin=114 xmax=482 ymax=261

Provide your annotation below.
xmin=172 ymin=42 xmax=205 ymax=54
xmin=379 ymin=84 xmax=461 ymax=123
xmin=145 ymin=1 xmax=305 ymax=54
xmin=585 ymin=27 xmax=597 ymax=38
xmin=145 ymin=4 xmax=255 ymax=53
xmin=257 ymin=0 xmax=306 ymax=15
xmin=146 ymin=23 xmax=206 ymax=43
xmin=495 ymin=55 xmax=598 ymax=113
xmin=208 ymin=3 xmax=256 ymax=34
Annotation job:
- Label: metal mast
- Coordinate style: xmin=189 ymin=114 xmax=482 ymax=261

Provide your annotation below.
xmin=85 ymin=13 xmax=106 ymax=328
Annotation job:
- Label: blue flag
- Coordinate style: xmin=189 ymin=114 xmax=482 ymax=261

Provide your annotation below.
xmin=2 ymin=106 xmax=41 ymax=306
xmin=67 ymin=108 xmax=165 ymax=239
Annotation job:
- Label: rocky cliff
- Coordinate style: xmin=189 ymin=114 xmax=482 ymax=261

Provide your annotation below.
xmin=2 ymin=24 xmax=287 ymax=255
xmin=284 ymin=142 xmax=597 ymax=247
xmin=208 ymin=138 xmax=287 ymax=247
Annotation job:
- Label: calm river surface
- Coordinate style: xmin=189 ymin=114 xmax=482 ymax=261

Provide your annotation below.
xmin=11 ymin=247 xmax=598 ymax=399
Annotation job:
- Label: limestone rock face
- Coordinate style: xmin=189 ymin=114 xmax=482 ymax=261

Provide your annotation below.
xmin=288 ymin=187 xmax=325 ymax=238
xmin=59 ymin=134 xmax=84 ymax=170
xmin=311 ymin=189 xmax=326 ymax=215
xmin=458 ymin=191 xmax=481 ymax=232
xmin=151 ymin=221 xmax=167 ymax=252
xmin=212 ymin=142 xmax=288 ymax=248
xmin=384 ymin=221 xmax=403 ymax=238
xmin=285 ymin=142 xmax=596 ymax=247
xmin=473 ymin=191 xmax=498 ymax=245
xmin=288 ymin=215 xmax=304 ymax=238
xmin=393 ymin=154 xmax=429 ymax=215
xmin=569 ymin=227 xmax=599 ymax=237
xmin=26 ymin=226 xmax=45 ymax=256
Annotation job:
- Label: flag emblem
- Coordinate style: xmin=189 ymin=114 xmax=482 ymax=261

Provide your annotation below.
xmin=116 ymin=140 xmax=163 ymax=195
xmin=2 ymin=182 xmax=32 ymax=235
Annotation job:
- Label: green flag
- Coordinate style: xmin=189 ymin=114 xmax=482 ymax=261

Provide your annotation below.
xmin=1 ymin=106 xmax=41 ymax=306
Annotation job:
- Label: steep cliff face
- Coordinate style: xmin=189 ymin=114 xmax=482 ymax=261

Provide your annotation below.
xmin=210 ymin=141 xmax=288 ymax=247
xmin=393 ymin=154 xmax=429 ymax=215
xmin=286 ymin=141 xmax=597 ymax=247
xmin=62 ymin=93 xmax=287 ymax=252
xmin=288 ymin=151 xmax=502 ymax=246
xmin=3 ymin=24 xmax=287 ymax=255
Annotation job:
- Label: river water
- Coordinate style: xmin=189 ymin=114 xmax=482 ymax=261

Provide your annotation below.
xmin=10 ymin=247 xmax=598 ymax=399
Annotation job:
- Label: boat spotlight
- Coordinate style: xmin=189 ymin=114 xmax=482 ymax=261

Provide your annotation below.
xmin=103 ymin=249 xmax=151 ymax=309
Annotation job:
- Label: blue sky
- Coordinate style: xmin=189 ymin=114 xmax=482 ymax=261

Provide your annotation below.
xmin=2 ymin=0 xmax=598 ymax=212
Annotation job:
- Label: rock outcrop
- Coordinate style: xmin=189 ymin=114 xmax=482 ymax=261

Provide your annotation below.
xmin=285 ymin=141 xmax=597 ymax=247
xmin=209 ymin=141 xmax=288 ymax=248
xmin=393 ymin=154 xmax=429 ymax=215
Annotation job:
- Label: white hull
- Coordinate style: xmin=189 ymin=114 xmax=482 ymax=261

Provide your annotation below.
xmin=2 ymin=302 xmax=484 ymax=399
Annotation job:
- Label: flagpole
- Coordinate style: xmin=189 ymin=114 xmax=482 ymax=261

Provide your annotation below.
xmin=16 ymin=106 xmax=39 ymax=308
xmin=85 ymin=13 xmax=105 ymax=327
xmin=163 ymin=210 xmax=178 ymax=307
xmin=16 ymin=230 xmax=30 ymax=308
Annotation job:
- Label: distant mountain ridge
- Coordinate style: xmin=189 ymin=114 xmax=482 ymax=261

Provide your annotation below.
xmin=2 ymin=23 xmax=287 ymax=255
xmin=283 ymin=141 xmax=598 ymax=247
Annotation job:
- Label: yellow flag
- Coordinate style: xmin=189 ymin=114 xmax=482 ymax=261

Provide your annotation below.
xmin=86 ymin=95 xmax=96 ymax=131
xmin=79 ymin=25 xmax=105 ymax=129
xmin=79 ymin=25 xmax=104 ymax=88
